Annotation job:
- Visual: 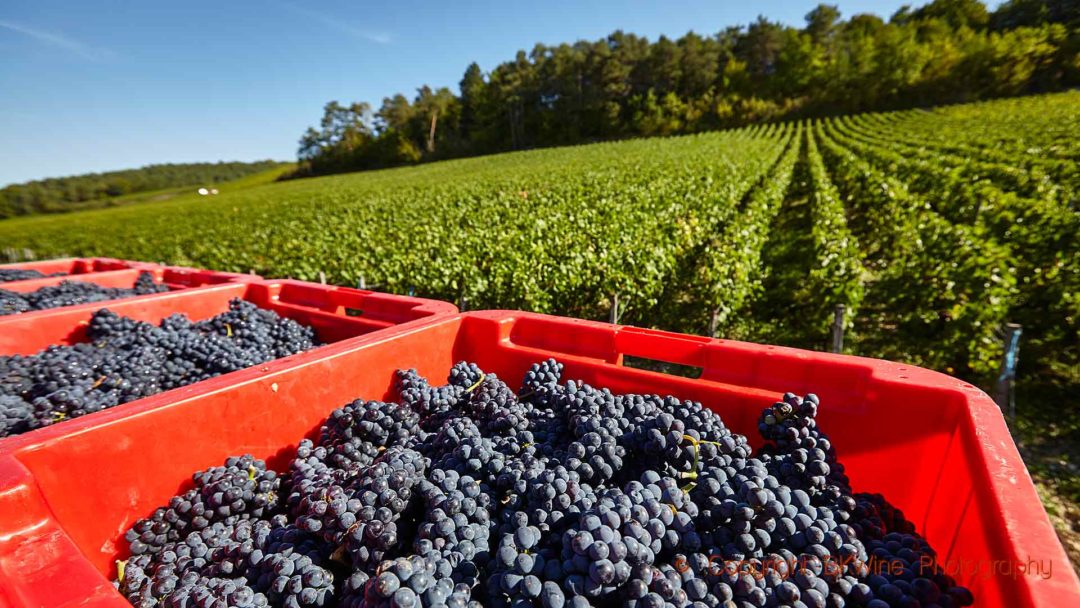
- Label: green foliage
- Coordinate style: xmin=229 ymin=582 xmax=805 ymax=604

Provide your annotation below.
xmin=293 ymin=0 xmax=1079 ymax=178
xmin=0 ymin=92 xmax=1074 ymax=390
xmin=0 ymin=161 xmax=287 ymax=219
xmin=824 ymin=105 xmax=1079 ymax=381
xmin=908 ymin=0 xmax=990 ymax=29
xmin=692 ymin=124 xmax=801 ymax=334
xmin=0 ymin=126 xmax=782 ymax=324
xmin=814 ymin=119 xmax=1017 ymax=378
xmin=804 ymin=125 xmax=865 ymax=335
xmin=990 ymin=0 xmax=1080 ymax=31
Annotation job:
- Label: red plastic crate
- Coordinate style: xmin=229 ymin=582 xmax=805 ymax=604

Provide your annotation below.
xmin=0 ymin=311 xmax=1074 ymax=608
xmin=0 ymin=257 xmax=152 ymax=279
xmin=0 ymin=265 xmax=260 ymax=326
xmin=0 ymin=279 xmax=455 ymax=357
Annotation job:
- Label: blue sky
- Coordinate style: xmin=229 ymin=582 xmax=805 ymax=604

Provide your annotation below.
xmin=1 ymin=0 xmax=967 ymax=186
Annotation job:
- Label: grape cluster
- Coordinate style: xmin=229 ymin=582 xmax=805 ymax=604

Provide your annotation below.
xmin=320 ymin=400 xmax=423 ymax=466
xmin=397 ymin=367 xmax=468 ymax=422
xmin=0 ymin=268 xmax=63 ymax=283
xmin=297 ymin=446 xmax=427 ymax=570
xmin=248 ymin=525 xmax=336 ymax=607
xmin=116 ymin=359 xmax=974 ymax=608
xmin=125 ymin=456 xmax=282 ymax=557
xmin=758 ymin=393 xmax=851 ymax=503
xmin=341 ymin=553 xmax=475 ymax=608
xmin=0 ymin=299 xmax=319 ymax=437
xmin=0 ymin=270 xmax=167 ymax=316
xmin=120 ymin=519 xmax=279 ymax=608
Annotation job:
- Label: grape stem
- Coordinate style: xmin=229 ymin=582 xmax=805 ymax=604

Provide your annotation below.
xmin=680 ymin=434 xmax=722 ymax=492
xmin=465 ymin=373 xmax=486 ymax=394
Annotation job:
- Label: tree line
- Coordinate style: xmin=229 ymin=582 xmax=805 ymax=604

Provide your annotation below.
xmin=293 ymin=0 xmax=1079 ymax=177
xmin=0 ymin=160 xmax=285 ymax=219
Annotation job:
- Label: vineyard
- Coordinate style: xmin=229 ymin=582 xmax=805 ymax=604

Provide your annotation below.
xmin=0 ymin=93 xmax=1076 ymax=392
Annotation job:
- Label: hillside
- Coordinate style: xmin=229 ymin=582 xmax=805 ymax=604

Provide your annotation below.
xmin=291 ymin=0 xmax=1080 ymax=177
xmin=0 ymin=160 xmax=290 ymax=218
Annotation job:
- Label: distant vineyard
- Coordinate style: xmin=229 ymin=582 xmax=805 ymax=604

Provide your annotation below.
xmin=0 ymin=92 xmax=1076 ymax=385
xmin=0 ymin=160 xmax=288 ymax=218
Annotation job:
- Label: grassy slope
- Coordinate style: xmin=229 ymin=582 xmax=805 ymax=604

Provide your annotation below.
xmin=10 ymin=164 xmax=297 ymax=217
xmin=56 ymin=164 xmax=295 ymax=213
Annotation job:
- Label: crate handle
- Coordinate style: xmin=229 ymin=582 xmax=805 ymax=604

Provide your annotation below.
xmin=613 ymin=326 xmax=713 ymax=377
xmin=495 ymin=313 xmax=717 ymax=374
xmin=619 ymin=353 xmax=704 ymax=379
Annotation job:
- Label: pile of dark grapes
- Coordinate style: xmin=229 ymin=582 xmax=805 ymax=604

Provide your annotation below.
xmin=0 ymin=271 xmax=168 ymax=316
xmin=115 ymin=360 xmax=974 ymax=608
xmin=0 ymin=268 xmax=63 ymax=283
xmin=0 ymin=299 xmax=319 ymax=437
